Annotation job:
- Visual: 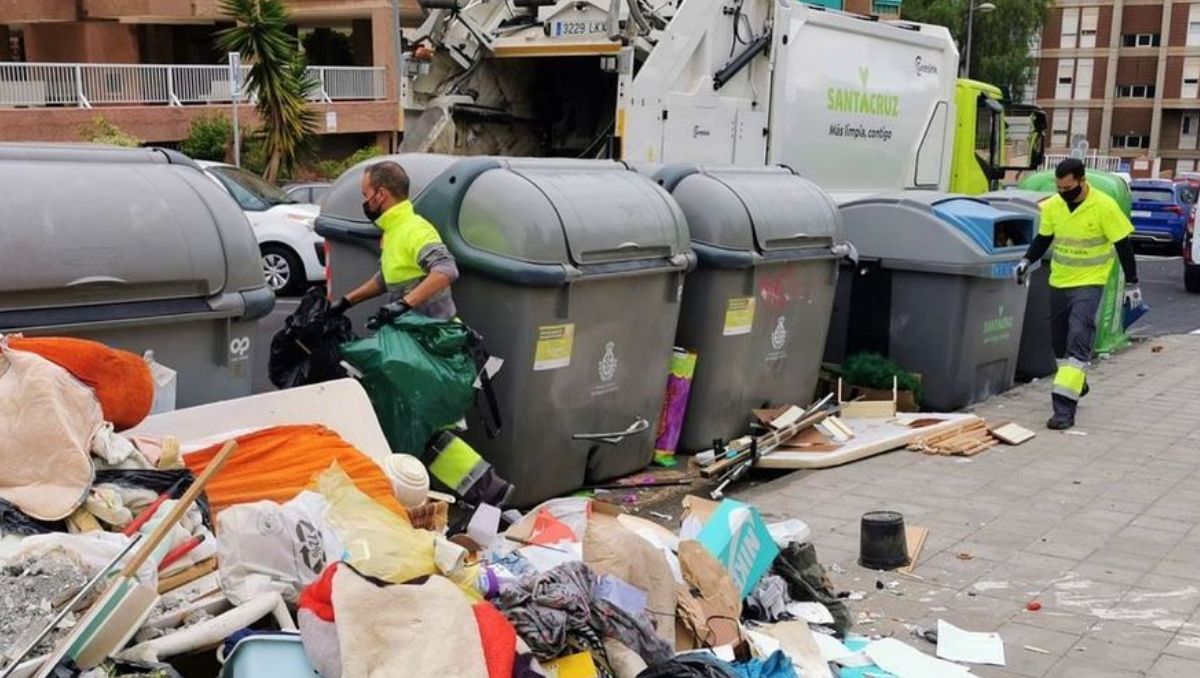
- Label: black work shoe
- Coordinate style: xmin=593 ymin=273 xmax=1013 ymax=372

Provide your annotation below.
xmin=1047 ymin=414 xmax=1075 ymax=430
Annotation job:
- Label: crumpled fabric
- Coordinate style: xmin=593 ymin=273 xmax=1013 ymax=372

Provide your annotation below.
xmin=744 ymin=575 xmax=790 ymax=623
xmin=637 ymin=653 xmax=740 ymax=678
xmin=771 ymin=543 xmax=850 ymax=636
xmin=729 ymin=651 xmax=797 ymax=678
xmin=497 ymin=561 xmax=673 ymax=671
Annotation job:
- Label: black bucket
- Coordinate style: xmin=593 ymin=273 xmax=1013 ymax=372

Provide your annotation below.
xmin=859 ymin=510 xmax=910 ymax=570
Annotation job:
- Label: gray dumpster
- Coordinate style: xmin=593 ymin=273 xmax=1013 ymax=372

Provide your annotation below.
xmin=981 ymin=190 xmax=1054 ymax=380
xmin=825 ymin=192 xmax=1035 ymax=411
xmin=315 ymin=154 xmax=460 ymax=329
xmin=0 ymin=144 xmax=274 ymax=407
xmin=415 ymin=157 xmax=693 ymax=506
xmin=654 ymin=165 xmax=843 ymax=452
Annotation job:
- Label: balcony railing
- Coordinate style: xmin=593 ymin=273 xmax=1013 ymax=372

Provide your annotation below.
xmin=0 ymin=62 xmax=387 ymax=108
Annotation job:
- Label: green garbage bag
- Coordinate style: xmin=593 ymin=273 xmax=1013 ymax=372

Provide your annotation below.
xmin=340 ymin=315 xmax=479 ymax=455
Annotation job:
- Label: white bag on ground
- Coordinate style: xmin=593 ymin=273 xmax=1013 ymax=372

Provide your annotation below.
xmin=217 ymin=491 xmax=342 ymax=604
xmin=9 ymin=531 xmax=157 ymax=589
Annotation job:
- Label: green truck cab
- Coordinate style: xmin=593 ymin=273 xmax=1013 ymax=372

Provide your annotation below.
xmin=950 ymin=79 xmax=1047 ymax=196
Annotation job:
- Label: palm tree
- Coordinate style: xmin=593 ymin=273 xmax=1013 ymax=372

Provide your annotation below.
xmin=216 ymin=0 xmax=318 ymax=182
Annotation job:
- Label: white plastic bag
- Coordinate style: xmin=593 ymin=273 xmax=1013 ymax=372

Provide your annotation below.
xmin=8 ymin=531 xmax=157 ymax=589
xmin=217 ymin=491 xmax=343 ymax=605
xmin=144 ymin=350 xmax=177 ymax=415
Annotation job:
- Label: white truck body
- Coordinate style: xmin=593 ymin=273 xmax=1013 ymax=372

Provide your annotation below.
xmin=403 ymin=1 xmax=959 ymax=195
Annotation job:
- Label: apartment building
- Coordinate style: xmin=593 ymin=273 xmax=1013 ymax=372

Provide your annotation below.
xmin=1035 ymin=0 xmax=1200 ymax=177
xmin=0 ymin=1 xmax=424 ymax=153
xmin=806 ymin=0 xmax=903 ymax=19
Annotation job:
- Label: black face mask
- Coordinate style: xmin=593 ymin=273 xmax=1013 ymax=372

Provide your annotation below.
xmin=362 ymin=190 xmax=384 ymax=222
xmin=1058 ymin=184 xmax=1083 ymax=204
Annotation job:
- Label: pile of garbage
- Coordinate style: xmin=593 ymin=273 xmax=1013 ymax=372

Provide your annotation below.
xmin=0 ymin=333 xmax=881 ymax=678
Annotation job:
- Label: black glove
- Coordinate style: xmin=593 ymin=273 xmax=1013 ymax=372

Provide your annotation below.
xmin=328 ymin=296 xmax=352 ymax=317
xmin=367 ymin=300 xmax=412 ymax=330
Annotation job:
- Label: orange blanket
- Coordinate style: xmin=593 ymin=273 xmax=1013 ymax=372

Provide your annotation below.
xmin=186 ymin=424 xmax=408 ymax=519
xmin=9 ymin=336 xmax=153 ymax=430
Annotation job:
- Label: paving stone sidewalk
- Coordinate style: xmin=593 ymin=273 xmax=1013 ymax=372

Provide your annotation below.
xmin=735 ymin=335 xmax=1200 ymax=677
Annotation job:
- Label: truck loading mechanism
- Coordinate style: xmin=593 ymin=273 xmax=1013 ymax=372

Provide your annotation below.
xmin=402 ymin=0 xmax=1045 ymax=195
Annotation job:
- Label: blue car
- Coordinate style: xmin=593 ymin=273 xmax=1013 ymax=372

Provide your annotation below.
xmin=1129 ymin=179 xmax=1195 ymax=249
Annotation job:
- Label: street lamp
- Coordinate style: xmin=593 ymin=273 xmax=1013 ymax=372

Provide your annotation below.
xmin=965 ymin=1 xmax=996 ymax=79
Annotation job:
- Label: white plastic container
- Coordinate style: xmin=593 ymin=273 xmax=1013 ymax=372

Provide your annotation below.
xmin=384 ymin=454 xmax=430 ymax=509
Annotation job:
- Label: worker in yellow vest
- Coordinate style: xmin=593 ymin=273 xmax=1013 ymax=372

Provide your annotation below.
xmin=331 ymin=161 xmax=458 ymax=321
xmin=331 ymin=161 xmax=513 ymax=506
xmin=1015 ymin=158 xmax=1143 ymax=431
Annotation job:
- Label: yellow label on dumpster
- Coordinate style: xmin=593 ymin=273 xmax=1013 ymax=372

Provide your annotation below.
xmin=723 ymin=297 xmax=756 ymax=336
xmin=544 ymin=652 xmax=597 ymax=678
xmin=534 ymin=323 xmax=575 ymax=371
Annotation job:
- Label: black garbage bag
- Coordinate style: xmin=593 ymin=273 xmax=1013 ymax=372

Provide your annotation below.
xmin=269 ymin=288 xmax=356 ymax=389
xmin=638 ymin=654 xmax=740 ymax=678
xmin=0 ymin=498 xmax=63 ymax=536
xmin=772 ymin=542 xmax=852 ymax=637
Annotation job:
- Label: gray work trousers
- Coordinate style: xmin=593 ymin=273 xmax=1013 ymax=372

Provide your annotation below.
xmin=1049 ymin=285 xmax=1103 ymax=419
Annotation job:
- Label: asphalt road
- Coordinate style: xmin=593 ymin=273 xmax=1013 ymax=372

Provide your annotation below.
xmin=250 ymin=255 xmax=1200 ymax=394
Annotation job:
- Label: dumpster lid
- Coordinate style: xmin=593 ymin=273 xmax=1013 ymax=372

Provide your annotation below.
xmin=0 ymin=145 xmax=231 ymax=312
xmin=511 ymin=160 xmax=686 ymax=265
xmin=318 ymin=153 xmax=461 ymax=234
xmin=838 ymin=190 xmax=1034 ymax=271
xmin=664 ymin=166 xmax=840 ymax=253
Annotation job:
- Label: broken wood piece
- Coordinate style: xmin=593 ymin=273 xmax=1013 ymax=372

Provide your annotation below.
xmin=897 ymin=526 xmax=929 ymax=575
xmin=989 ymin=421 xmax=1036 ymax=446
xmin=157 ymin=559 xmax=218 ymax=594
xmin=769 ymin=405 xmax=806 ymax=430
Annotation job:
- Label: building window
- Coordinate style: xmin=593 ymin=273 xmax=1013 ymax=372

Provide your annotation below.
xmin=1112 ymin=134 xmax=1151 ymax=149
xmin=1116 ymin=84 xmax=1156 ymax=98
xmin=1184 ymin=58 xmax=1200 ymax=99
xmin=1122 ymin=33 xmax=1161 ymax=47
xmin=1052 ymin=109 xmax=1070 ymax=147
xmin=1079 ymin=7 xmax=1099 ymax=48
xmin=1180 ymin=159 xmax=1197 ymax=172
xmin=1061 ymin=8 xmax=1080 ymax=49
xmin=1190 ymin=4 xmax=1200 ymax=46
xmin=871 ymin=1 xmax=900 ymax=15
xmin=1074 ymin=58 xmax=1094 ymax=99
xmin=1182 ymin=113 xmax=1199 ymax=150
xmin=1056 ymin=59 xmax=1076 ymax=99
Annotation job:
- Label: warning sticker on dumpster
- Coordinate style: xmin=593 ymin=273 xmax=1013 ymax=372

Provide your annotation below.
xmin=723 ymin=297 xmax=756 ymax=336
xmin=534 ymin=324 xmax=575 ymax=371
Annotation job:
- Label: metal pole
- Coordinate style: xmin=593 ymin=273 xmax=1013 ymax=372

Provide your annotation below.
xmin=965 ymin=1 xmax=976 ymax=79
xmin=391 ymin=0 xmax=403 ymax=152
xmin=229 ymin=52 xmax=242 ymax=167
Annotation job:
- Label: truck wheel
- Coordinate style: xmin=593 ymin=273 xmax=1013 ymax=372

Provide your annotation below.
xmin=261 ymin=244 xmax=304 ymax=296
xmin=1186 ymin=264 xmax=1200 ymax=294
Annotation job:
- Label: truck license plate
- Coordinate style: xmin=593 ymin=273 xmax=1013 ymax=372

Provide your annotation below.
xmin=552 ymin=20 xmax=608 ymax=37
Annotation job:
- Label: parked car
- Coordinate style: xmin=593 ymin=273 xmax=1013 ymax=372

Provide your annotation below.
xmin=1128 ymin=179 xmax=1194 ymax=251
xmin=1187 ymin=219 xmax=1200 ymax=293
xmin=198 ymin=161 xmax=324 ymax=295
xmin=284 ymin=181 xmax=332 ymax=206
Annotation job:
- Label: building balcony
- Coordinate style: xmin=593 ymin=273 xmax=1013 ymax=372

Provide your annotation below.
xmin=0 ymin=61 xmax=397 ymax=143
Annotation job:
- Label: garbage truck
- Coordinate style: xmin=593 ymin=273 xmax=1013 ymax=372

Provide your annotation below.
xmin=400 ymin=0 xmax=1045 ymax=195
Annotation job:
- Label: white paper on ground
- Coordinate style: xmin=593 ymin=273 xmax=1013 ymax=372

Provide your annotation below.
xmin=936 ymin=619 xmax=1007 ymax=666
xmin=812 ymin=631 xmax=856 ymax=663
xmin=786 ymin=601 xmax=834 ymax=625
xmin=517 ymin=541 xmax=583 ymax=573
xmin=865 ymin=637 xmax=975 ymax=678
xmin=467 ymin=503 xmax=502 ymax=547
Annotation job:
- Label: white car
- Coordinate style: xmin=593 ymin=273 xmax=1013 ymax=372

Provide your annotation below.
xmin=198 ymin=161 xmax=324 ymax=295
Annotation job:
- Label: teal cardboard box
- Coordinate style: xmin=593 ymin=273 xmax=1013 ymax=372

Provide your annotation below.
xmin=697 ymin=499 xmax=780 ymax=599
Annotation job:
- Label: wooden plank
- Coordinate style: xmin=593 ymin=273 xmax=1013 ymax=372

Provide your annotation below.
xmin=990 ymin=422 xmax=1037 ymax=446
xmin=157 ymin=558 xmax=218 ymax=594
xmin=898 ymin=526 xmax=929 ymax=575
xmin=757 ymin=413 xmax=981 ymax=470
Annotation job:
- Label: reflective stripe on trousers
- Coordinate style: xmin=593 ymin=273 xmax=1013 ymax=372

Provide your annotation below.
xmin=1052 ymin=357 xmax=1089 ymax=401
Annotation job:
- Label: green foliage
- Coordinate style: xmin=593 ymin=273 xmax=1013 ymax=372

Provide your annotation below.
xmin=840 ymin=352 xmax=923 ymax=398
xmin=313 ymin=145 xmax=383 ymax=180
xmin=901 ymin=0 xmax=1052 ymax=101
xmin=303 ymin=28 xmax=355 ymax=66
xmin=181 ymin=113 xmax=233 ymax=161
xmin=78 ymin=116 xmax=141 ymax=147
xmin=217 ymin=0 xmax=318 ymax=182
